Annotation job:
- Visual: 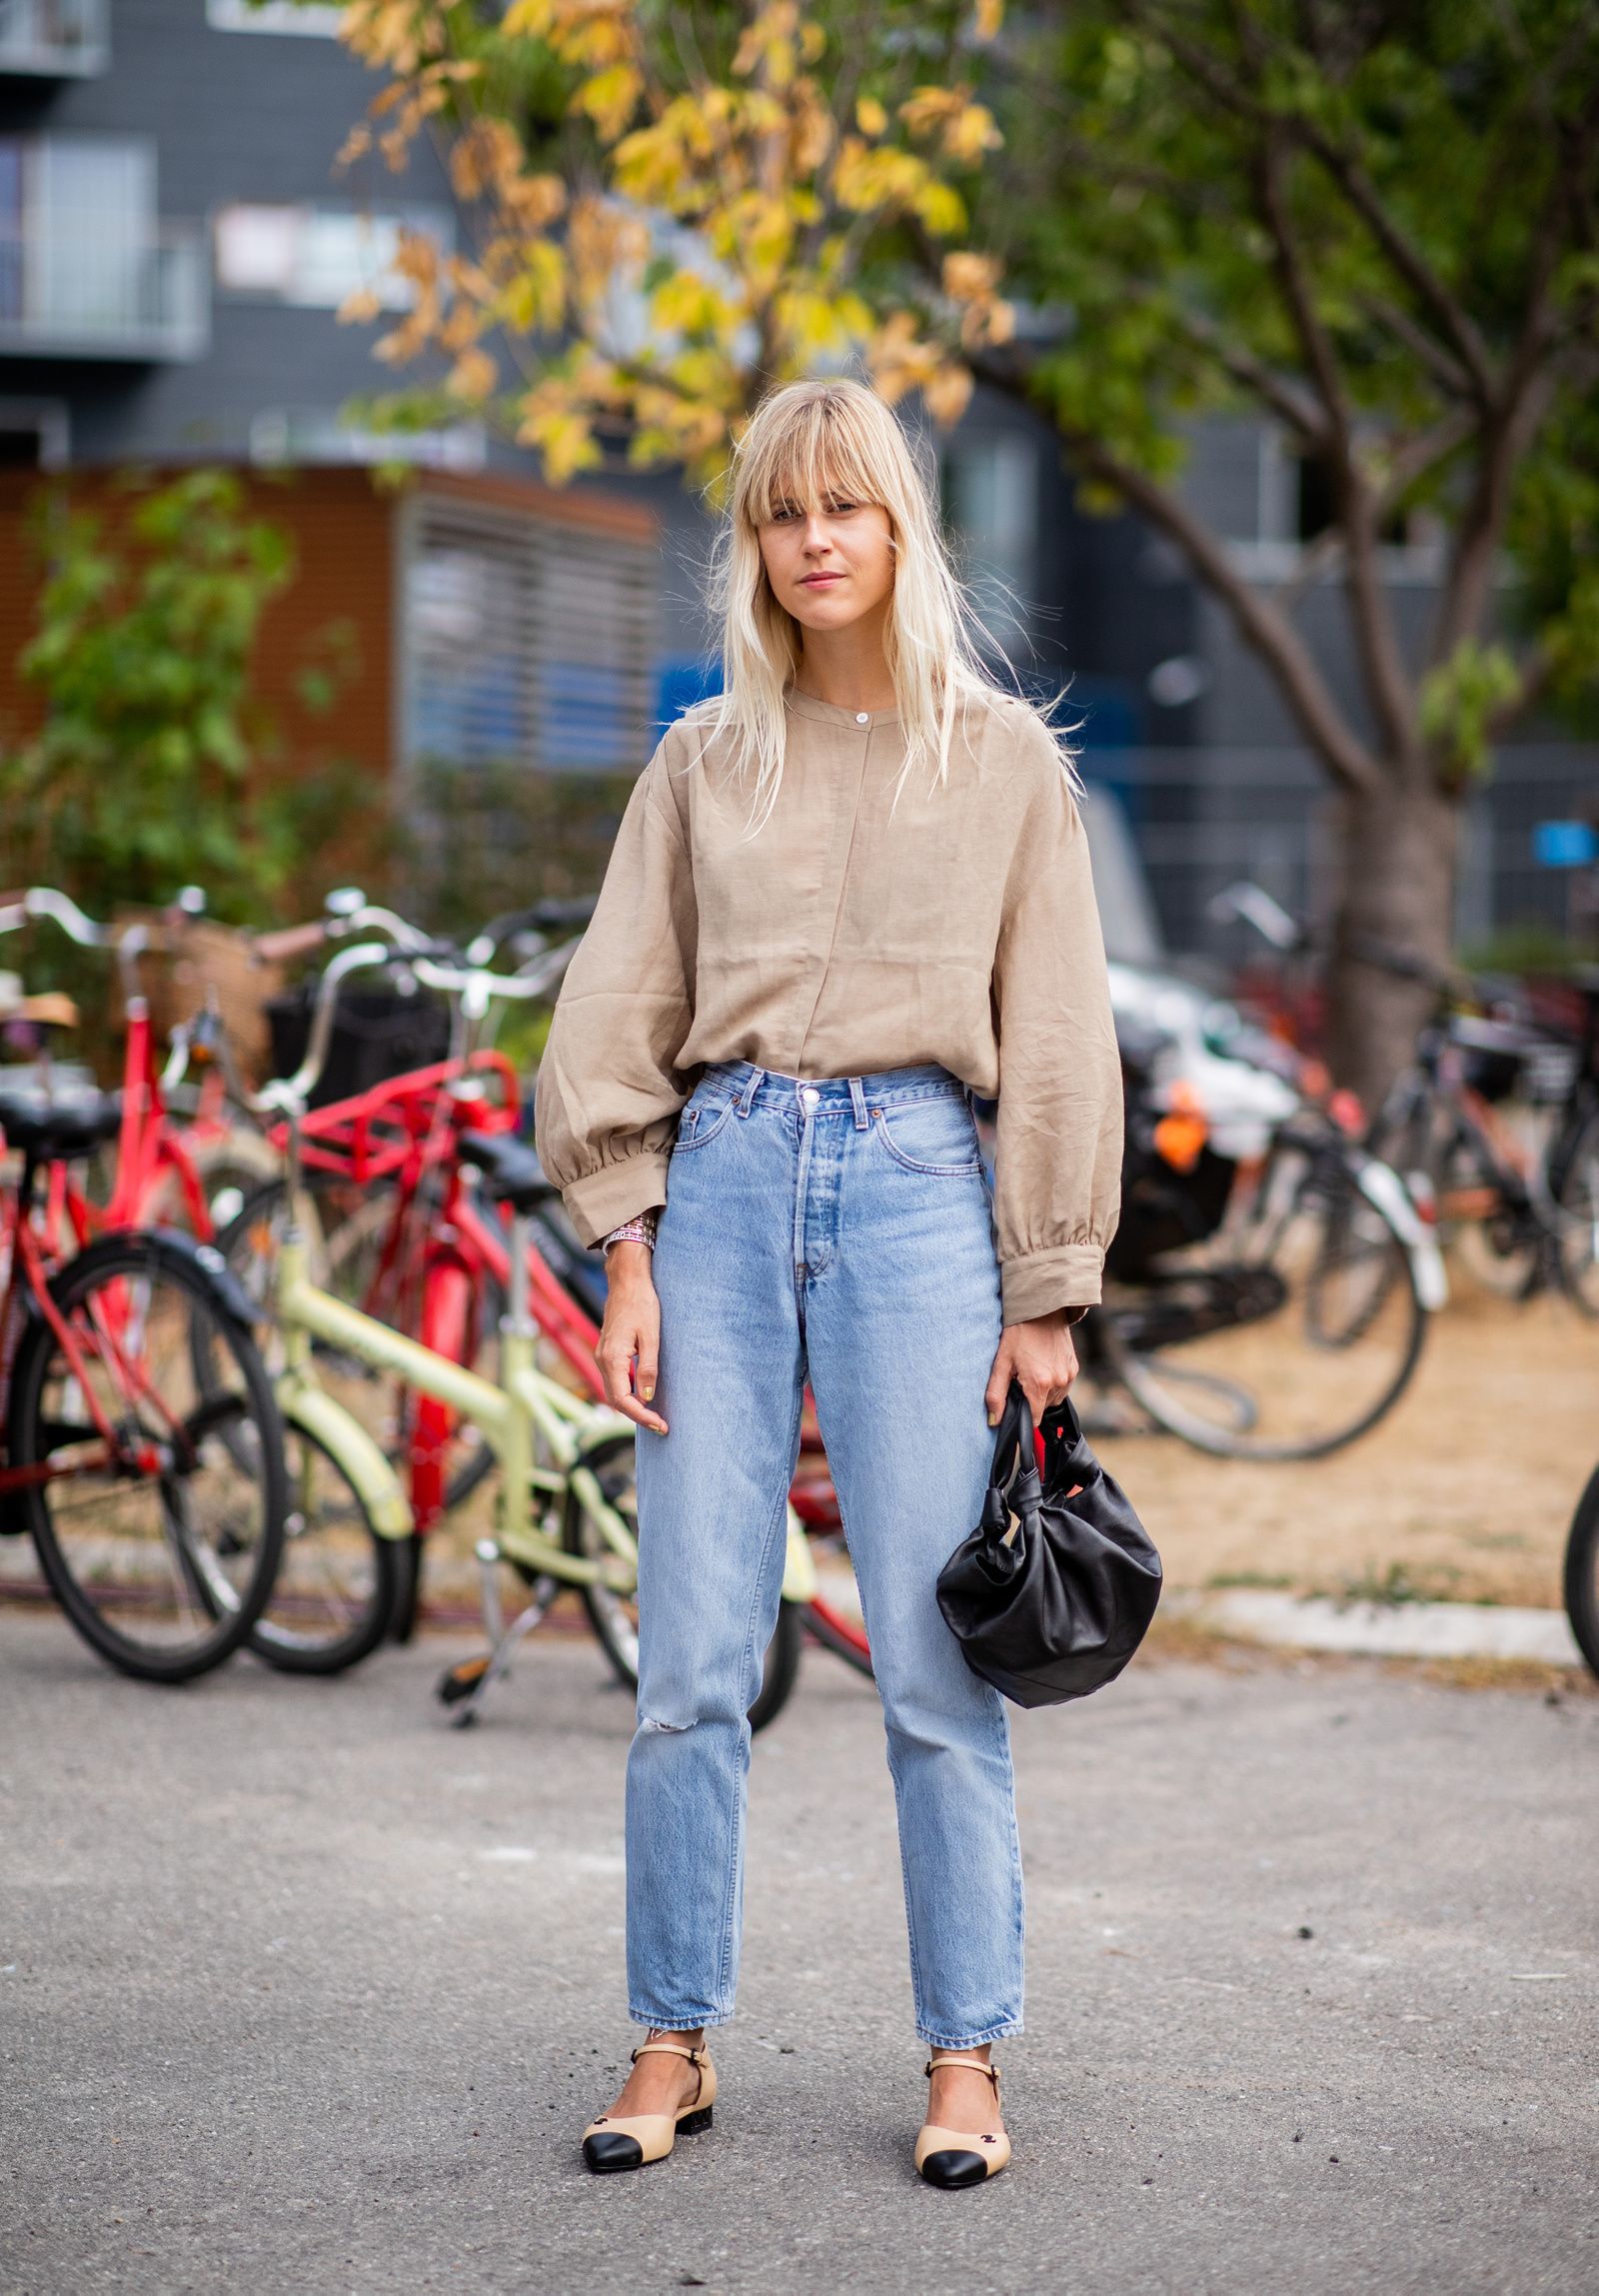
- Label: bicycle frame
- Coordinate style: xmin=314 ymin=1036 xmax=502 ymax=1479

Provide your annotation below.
xmin=272 ymin=1219 xmax=639 ymax=1595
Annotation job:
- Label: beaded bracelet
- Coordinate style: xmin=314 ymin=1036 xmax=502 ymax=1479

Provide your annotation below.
xmin=602 ymin=1205 xmax=660 ymax=1253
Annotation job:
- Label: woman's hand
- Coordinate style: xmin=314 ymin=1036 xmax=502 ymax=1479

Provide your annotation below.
xmin=984 ymin=1309 xmax=1081 ymax=1429
xmin=596 ymin=1241 xmax=669 ymax=1435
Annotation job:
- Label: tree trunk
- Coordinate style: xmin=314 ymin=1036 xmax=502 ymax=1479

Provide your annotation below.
xmin=1324 ymin=773 xmax=1462 ymax=1117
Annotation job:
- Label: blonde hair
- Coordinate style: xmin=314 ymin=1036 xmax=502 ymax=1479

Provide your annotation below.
xmin=683 ymin=377 xmax=1079 ymax=833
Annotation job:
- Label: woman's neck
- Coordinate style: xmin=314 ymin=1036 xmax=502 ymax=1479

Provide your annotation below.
xmin=792 ymin=625 xmax=897 ymax=715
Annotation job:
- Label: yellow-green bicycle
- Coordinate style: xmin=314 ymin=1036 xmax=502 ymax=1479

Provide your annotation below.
xmin=214 ymin=939 xmax=809 ymax=1728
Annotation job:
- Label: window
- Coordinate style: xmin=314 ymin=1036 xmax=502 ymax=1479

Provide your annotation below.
xmin=206 ymin=0 xmax=341 ymax=33
xmin=404 ymin=500 xmax=658 ymax=776
xmin=213 ymin=202 xmax=449 ymax=309
xmin=939 ymin=432 xmax=1039 ymax=649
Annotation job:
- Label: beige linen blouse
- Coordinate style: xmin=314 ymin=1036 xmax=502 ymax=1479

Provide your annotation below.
xmin=532 ymin=685 xmax=1123 ymax=1324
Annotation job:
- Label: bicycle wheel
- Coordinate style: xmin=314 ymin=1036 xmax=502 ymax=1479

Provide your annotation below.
xmin=1561 ymin=1462 xmax=1599 ymax=1680
xmin=1099 ymin=1139 xmax=1426 ymax=1460
xmin=214 ymin=1175 xmax=503 ymax=1512
xmin=10 ymin=1230 xmax=286 ymax=1682
xmin=562 ymin=1429 xmax=802 ymax=1731
xmin=250 ymin=1418 xmax=402 ymax=1674
xmin=1374 ymin=1092 xmax=1542 ymax=1300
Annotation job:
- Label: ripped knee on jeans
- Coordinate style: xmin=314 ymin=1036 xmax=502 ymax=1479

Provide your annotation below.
xmin=640 ymin=1713 xmax=693 ymax=1734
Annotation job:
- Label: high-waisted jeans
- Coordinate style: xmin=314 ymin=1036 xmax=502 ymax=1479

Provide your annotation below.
xmin=628 ymin=1059 xmax=1024 ymax=2049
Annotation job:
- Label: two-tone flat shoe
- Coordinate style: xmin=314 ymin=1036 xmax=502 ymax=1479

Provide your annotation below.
xmin=914 ymin=2051 xmax=1011 ymax=2188
xmin=581 ymin=2038 xmax=717 ymax=2174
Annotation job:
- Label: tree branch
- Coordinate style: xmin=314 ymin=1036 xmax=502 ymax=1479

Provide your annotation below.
xmin=971 ymin=352 xmax=1381 ymax=795
xmin=1432 ymin=111 xmax=1592 ymax=663
xmin=1356 ymin=291 xmax=1476 ymax=404
xmin=1295 ymin=127 xmax=1497 ymax=406
xmin=1254 ymin=124 xmax=1417 ymax=761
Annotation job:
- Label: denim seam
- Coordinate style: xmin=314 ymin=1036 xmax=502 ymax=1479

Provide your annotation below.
xmin=674 ymin=1100 xmax=738 ymax=1153
xmin=829 ymin=1473 xmax=932 ymax=2039
xmin=920 ymin=2018 xmax=1024 ymax=2049
xmin=869 ymin=1110 xmax=984 ymax=1178
xmin=709 ymin=1375 xmax=803 ymax=2021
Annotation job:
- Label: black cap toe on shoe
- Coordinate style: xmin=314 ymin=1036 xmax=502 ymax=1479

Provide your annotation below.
xmin=918 ymin=2148 xmax=989 ymax=2189
xmin=583 ymin=2131 xmax=646 ymax=2173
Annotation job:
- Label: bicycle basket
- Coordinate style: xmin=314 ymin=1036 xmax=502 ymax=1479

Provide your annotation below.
xmin=266 ymin=982 xmax=452 ymax=1109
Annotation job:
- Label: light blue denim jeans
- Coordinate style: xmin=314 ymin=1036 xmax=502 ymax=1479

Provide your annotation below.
xmin=628 ymin=1058 xmax=1024 ymax=2049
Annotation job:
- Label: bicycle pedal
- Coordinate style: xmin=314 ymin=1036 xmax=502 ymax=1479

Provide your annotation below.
xmin=437 ymin=1654 xmax=491 ymax=1705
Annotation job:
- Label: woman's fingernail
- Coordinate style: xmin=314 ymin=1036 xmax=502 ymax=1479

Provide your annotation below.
xmin=641 ymin=1384 xmax=654 ymax=1401
xmin=987 ymin=1410 xmax=998 ymax=1426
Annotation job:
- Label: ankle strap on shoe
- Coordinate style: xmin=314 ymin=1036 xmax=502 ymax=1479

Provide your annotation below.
xmin=924 ymin=2052 xmax=1000 ymax=2087
xmin=632 ymin=2039 xmax=708 ymax=2065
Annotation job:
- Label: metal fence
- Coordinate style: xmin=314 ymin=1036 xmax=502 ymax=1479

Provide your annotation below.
xmin=1084 ymin=743 xmax=1599 ymax=960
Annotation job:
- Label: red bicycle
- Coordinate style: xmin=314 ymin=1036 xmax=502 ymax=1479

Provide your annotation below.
xmin=0 ymin=1073 xmax=286 ymax=1680
xmin=0 ymin=887 xmax=279 ymax=1253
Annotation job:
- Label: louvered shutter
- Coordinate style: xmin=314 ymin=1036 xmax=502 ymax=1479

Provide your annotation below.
xmin=401 ymin=492 xmax=657 ymax=776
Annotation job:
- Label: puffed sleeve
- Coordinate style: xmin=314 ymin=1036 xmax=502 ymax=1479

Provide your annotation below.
xmin=990 ymin=747 xmax=1123 ymax=1324
xmin=532 ymin=739 xmax=698 ymax=1244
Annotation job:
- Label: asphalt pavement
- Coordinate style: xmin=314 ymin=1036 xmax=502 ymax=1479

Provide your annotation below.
xmin=2 ymin=1610 xmax=1595 ymax=2295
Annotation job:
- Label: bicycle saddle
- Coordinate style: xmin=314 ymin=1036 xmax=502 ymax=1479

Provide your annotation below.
xmin=458 ymin=1130 xmax=561 ymax=1212
xmin=0 ymin=1084 xmax=123 ymax=1162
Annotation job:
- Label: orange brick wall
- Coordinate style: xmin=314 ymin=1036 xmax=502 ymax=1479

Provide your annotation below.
xmin=0 ymin=464 xmax=396 ymax=780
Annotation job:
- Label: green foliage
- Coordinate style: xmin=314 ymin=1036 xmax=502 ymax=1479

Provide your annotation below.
xmin=981 ymin=0 xmax=1599 ymax=752
xmin=0 ymin=468 xmax=379 ymax=927
xmin=402 ymin=757 xmax=639 ymax=938
xmin=1419 ymin=642 xmax=1522 ymax=790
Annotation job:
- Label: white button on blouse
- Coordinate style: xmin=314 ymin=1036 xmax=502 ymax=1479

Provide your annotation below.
xmin=854 ymin=711 xmax=868 ymax=723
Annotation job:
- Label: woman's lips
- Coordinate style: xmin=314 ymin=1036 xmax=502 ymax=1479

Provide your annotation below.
xmin=801 ymin=573 xmax=843 ymax=586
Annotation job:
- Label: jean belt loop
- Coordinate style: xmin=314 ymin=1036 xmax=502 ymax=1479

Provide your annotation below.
xmin=736 ymin=1064 xmax=765 ymax=1117
xmin=848 ymin=1074 xmax=869 ymax=1131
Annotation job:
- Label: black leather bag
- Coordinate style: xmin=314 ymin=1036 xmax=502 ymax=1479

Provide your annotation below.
xmin=935 ymin=1381 xmax=1162 ymax=1707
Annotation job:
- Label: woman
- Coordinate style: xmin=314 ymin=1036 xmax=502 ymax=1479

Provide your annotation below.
xmin=533 ymin=377 xmax=1121 ymax=2187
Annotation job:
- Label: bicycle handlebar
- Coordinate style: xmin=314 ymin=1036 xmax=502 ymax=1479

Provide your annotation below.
xmin=249 ymin=942 xmax=392 ymax=1118
xmin=252 ymin=939 xmax=559 ymax=1116
xmin=2 ymin=887 xmax=110 ymax=949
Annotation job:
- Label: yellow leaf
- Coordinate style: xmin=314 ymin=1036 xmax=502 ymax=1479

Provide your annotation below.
xmin=502 ymin=0 xmax=553 ymax=35
xmin=921 ymin=360 xmax=974 ymax=426
xmin=913 ymin=180 xmax=966 ymax=236
xmin=855 ymin=96 xmax=887 ymax=137
xmin=447 ymin=347 xmax=498 ymax=401
xmin=337 ymin=286 xmax=384 ymax=325
xmin=942 ymin=102 xmax=1002 ymax=165
xmin=516 ymin=402 xmax=603 ymax=486
xmin=972 ymin=0 xmax=1004 ymax=41
xmin=502 ymin=240 xmax=568 ymax=333
xmin=575 ymin=62 xmax=644 ymax=143
xmin=898 ymin=86 xmax=964 ymax=138
xmin=941 ymin=250 xmax=1002 ymax=302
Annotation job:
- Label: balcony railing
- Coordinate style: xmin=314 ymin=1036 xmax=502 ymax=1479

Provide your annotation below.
xmin=0 ymin=0 xmax=108 ymax=75
xmin=0 ymin=219 xmax=209 ymax=360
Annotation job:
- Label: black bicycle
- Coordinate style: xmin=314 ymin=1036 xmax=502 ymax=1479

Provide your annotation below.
xmin=1084 ymin=1069 xmax=1432 ymax=1461
xmin=1366 ymin=961 xmax=1599 ymax=1314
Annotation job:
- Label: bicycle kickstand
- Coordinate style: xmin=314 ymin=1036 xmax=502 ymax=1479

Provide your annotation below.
xmin=436 ymin=1539 xmax=561 ymax=1727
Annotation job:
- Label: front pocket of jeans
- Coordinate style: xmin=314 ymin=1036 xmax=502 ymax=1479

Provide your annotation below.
xmin=674 ymin=1097 xmax=736 ymax=1153
xmin=871 ymin=1098 xmax=983 ymax=1175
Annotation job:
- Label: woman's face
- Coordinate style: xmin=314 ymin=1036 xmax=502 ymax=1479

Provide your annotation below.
xmin=757 ymin=489 xmax=895 ymax=635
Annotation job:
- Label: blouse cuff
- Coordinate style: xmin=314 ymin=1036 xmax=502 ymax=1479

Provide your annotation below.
xmin=999 ymin=1243 xmax=1104 ymax=1328
xmin=560 ymin=1150 xmax=673 ymax=1249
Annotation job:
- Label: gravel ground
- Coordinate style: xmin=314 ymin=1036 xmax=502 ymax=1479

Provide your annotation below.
xmin=2 ymin=1611 xmax=1596 ymax=2295
xmin=1093 ymin=1291 xmax=1599 ymax=1611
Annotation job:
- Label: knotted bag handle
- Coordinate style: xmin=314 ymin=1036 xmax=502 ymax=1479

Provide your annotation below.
xmin=980 ymin=1379 xmax=1101 ymax=1537
xmin=980 ymin=1379 xmax=1041 ymax=1536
